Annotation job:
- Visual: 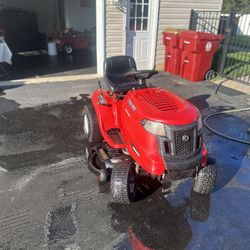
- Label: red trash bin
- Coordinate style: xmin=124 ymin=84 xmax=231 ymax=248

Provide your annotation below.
xmin=179 ymin=31 xmax=224 ymax=82
xmin=163 ymin=29 xmax=183 ymax=75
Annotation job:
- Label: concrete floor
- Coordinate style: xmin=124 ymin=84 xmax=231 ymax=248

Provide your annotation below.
xmin=1 ymin=49 xmax=96 ymax=81
xmin=0 ymin=74 xmax=250 ymax=249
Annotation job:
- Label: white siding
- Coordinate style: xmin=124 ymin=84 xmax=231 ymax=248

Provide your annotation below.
xmin=155 ymin=0 xmax=223 ymax=68
xmin=105 ymin=2 xmax=125 ymax=58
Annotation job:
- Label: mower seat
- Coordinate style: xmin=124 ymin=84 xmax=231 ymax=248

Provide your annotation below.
xmin=104 ymin=56 xmax=142 ymax=93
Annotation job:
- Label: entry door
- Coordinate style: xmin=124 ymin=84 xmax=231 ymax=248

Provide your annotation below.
xmin=126 ymin=0 xmax=153 ymax=70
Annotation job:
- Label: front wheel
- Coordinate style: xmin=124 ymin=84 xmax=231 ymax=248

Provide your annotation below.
xmin=111 ymin=162 xmax=137 ymax=204
xmin=82 ymin=104 xmax=103 ymax=143
xmin=63 ymin=44 xmax=73 ymax=55
xmin=193 ymin=165 xmax=217 ymax=195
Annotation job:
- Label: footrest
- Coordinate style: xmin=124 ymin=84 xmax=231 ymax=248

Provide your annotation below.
xmin=107 ymin=128 xmax=125 ymax=145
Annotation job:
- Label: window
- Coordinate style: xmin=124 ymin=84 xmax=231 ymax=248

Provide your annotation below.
xmin=129 ymin=0 xmax=149 ymax=31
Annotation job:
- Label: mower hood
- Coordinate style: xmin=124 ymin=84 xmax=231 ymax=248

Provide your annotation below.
xmin=126 ymin=88 xmax=199 ymax=126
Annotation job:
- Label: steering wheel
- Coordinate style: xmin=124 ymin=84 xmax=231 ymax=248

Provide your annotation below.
xmin=124 ymin=70 xmax=159 ymax=81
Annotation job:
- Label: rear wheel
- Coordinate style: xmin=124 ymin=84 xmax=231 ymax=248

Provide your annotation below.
xmin=82 ymin=104 xmax=103 ymax=143
xmin=111 ymin=162 xmax=137 ymax=204
xmin=205 ymin=70 xmax=216 ymax=80
xmin=193 ymin=164 xmax=217 ymax=194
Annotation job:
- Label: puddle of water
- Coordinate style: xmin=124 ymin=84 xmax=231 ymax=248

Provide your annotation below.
xmin=46 ymin=205 xmax=77 ymax=243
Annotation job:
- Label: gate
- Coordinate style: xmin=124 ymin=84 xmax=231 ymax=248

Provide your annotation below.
xmin=189 ymin=9 xmax=250 ymax=85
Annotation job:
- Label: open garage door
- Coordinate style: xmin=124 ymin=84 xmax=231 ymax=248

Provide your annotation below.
xmin=0 ymin=0 xmax=96 ymax=80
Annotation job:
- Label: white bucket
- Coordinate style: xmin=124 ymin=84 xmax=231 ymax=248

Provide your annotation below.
xmin=48 ymin=41 xmax=57 ymax=56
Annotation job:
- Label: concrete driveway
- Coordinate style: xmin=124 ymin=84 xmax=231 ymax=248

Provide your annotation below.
xmin=0 ymin=74 xmax=250 ymax=250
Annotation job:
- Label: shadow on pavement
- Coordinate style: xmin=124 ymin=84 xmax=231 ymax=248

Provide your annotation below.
xmin=187 ymin=94 xmax=235 ymax=114
xmin=0 ymin=82 xmax=24 ymax=113
xmin=0 ymin=82 xmax=23 ymax=92
xmin=0 ymin=91 xmax=21 ymax=115
xmin=110 ymin=187 xmax=212 ymax=250
xmin=188 ymin=94 xmax=211 ymax=111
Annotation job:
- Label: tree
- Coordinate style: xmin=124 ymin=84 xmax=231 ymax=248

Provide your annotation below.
xmin=222 ymin=0 xmax=250 ymax=12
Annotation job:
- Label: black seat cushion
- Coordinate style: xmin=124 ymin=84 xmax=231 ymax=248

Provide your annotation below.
xmin=104 ymin=56 xmax=141 ymax=93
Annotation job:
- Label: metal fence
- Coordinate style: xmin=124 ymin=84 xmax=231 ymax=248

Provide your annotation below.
xmin=189 ymin=9 xmax=250 ymax=85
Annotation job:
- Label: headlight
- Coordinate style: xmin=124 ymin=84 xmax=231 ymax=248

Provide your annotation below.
xmin=197 ymin=115 xmax=203 ymax=131
xmin=141 ymin=119 xmax=166 ymax=136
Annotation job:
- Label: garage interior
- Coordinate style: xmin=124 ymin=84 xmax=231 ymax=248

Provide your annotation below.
xmin=0 ymin=0 xmax=96 ymax=80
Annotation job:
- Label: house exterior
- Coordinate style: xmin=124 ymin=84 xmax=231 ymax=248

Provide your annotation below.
xmin=96 ymin=0 xmax=223 ymax=75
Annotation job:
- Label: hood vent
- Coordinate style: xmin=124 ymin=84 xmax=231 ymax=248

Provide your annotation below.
xmin=141 ymin=92 xmax=179 ymax=112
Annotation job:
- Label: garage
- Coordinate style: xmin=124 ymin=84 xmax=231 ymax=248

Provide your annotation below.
xmin=0 ymin=0 xmax=96 ymax=80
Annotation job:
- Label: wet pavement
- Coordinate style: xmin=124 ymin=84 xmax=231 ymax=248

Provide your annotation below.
xmin=0 ymin=74 xmax=250 ymax=249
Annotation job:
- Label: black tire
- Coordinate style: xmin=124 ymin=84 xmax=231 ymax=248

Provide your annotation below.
xmin=83 ymin=144 xmax=90 ymax=165
xmin=111 ymin=162 xmax=137 ymax=204
xmin=193 ymin=165 xmax=217 ymax=195
xmin=205 ymin=70 xmax=216 ymax=80
xmin=63 ymin=43 xmax=73 ymax=54
xmin=82 ymin=104 xmax=103 ymax=143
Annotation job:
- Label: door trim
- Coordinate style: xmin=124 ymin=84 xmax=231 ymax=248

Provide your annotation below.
xmin=96 ymin=0 xmax=105 ymax=76
xmin=150 ymin=0 xmax=160 ymax=69
xmin=125 ymin=0 xmax=160 ymax=69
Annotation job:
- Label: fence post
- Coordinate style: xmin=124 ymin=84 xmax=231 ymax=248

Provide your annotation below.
xmin=218 ymin=10 xmax=236 ymax=75
xmin=189 ymin=9 xmax=195 ymax=30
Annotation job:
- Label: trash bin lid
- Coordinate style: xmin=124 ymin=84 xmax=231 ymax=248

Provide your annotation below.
xmin=179 ymin=30 xmax=224 ymax=41
xmin=163 ymin=28 xmax=185 ymax=35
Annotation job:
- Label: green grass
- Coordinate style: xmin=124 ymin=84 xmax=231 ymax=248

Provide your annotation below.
xmin=211 ymin=75 xmax=223 ymax=82
xmin=227 ymin=51 xmax=250 ymax=61
xmin=223 ymin=51 xmax=250 ymax=79
xmin=211 ymin=36 xmax=250 ymax=82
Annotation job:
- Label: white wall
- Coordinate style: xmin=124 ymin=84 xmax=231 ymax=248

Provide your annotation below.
xmin=1 ymin=0 xmax=57 ymax=35
xmin=64 ymin=0 xmax=96 ymax=32
xmin=237 ymin=14 xmax=250 ymax=36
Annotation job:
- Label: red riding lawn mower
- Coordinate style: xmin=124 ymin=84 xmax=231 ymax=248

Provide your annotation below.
xmin=83 ymin=56 xmax=217 ymax=204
